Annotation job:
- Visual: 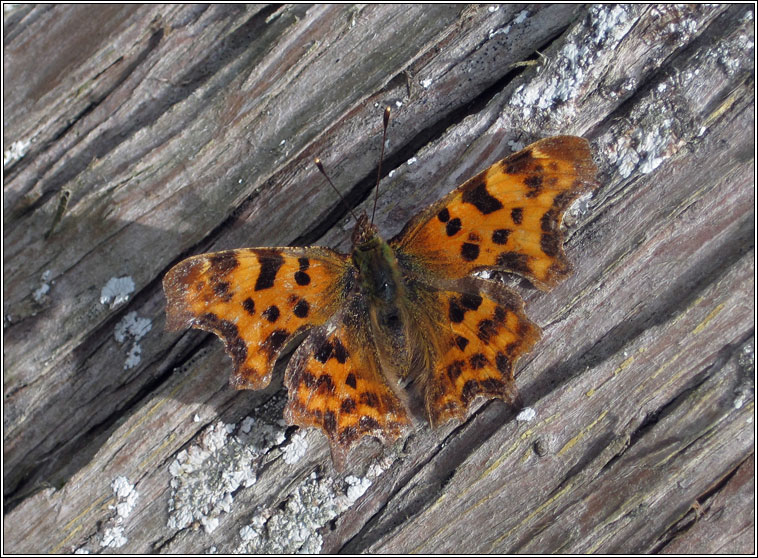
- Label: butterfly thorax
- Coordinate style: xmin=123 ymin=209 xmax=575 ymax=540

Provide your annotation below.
xmin=351 ymin=214 xmax=403 ymax=313
xmin=351 ymin=214 xmax=402 ymax=303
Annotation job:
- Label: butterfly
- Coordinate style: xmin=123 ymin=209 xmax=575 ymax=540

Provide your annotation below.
xmin=163 ymin=110 xmax=597 ymax=468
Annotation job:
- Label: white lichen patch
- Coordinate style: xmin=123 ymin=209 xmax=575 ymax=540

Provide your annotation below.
xmin=100 ymin=476 xmax=139 ymax=549
xmin=111 ymin=475 xmax=139 ymax=518
xmin=282 ymin=430 xmax=309 ymax=465
xmin=489 ymin=8 xmax=529 ymax=39
xmin=239 ymin=415 xmax=256 ymax=433
xmin=100 ymin=276 xmax=135 ymax=308
xmin=366 ymin=453 xmax=394 ymax=480
xmin=168 ymin=413 xmax=288 ymax=534
xmin=3 ymin=138 xmax=31 ymax=168
xmin=607 ymin=119 xmax=681 ymax=179
xmin=564 ymin=190 xmax=594 ymax=228
xmin=114 ymin=311 xmax=152 ymax=369
xmin=713 ymin=24 xmax=755 ymax=78
xmin=236 ymin=470 xmax=374 ymax=554
xmin=509 ymin=5 xmax=633 ymax=122
xmin=514 ymin=9 xmax=529 ymax=24
xmin=114 ymin=312 xmax=152 ymax=343
xmin=101 ymin=526 xmax=127 ymax=549
xmin=635 ymin=121 xmax=674 ymax=174
xmin=610 ymin=136 xmax=641 ymax=179
xmin=344 ymin=474 xmax=372 ymax=503
xmin=517 ymin=407 xmax=537 ymax=422
xmin=33 ymin=270 xmax=53 ymax=303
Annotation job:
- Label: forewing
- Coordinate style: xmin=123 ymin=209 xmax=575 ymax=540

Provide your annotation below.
xmin=393 ymin=136 xmax=597 ymax=289
xmin=163 ymin=246 xmax=350 ymax=389
xmin=284 ymin=296 xmax=411 ymax=468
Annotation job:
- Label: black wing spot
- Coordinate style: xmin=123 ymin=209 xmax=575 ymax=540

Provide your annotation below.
xmin=295 ymin=271 xmax=311 ymax=286
xmin=496 ymin=352 xmax=511 ymax=373
xmin=360 ymin=392 xmax=380 ymax=408
xmin=317 ymin=374 xmax=335 ymax=393
xmin=293 ymin=298 xmax=310 ymax=318
xmin=446 ymin=217 xmax=462 ymax=237
xmin=477 ymin=319 xmax=497 ymax=344
xmin=209 ymin=252 xmax=240 ymax=275
xmin=496 ymin=252 xmax=531 ymax=274
xmin=262 ymin=305 xmax=280 ymax=323
xmin=541 ymin=232 xmax=560 ymax=257
xmin=301 ymin=371 xmax=317 ymax=388
xmin=494 ymin=305 xmax=507 ymax=324
xmin=332 ymin=338 xmax=349 ymax=363
xmin=359 ymin=416 xmax=380 ymax=431
xmin=481 ymin=377 xmax=506 ymax=393
xmin=492 ymin=229 xmax=511 ymax=245
xmin=447 ymin=360 xmax=464 ymax=383
xmin=212 ymin=280 xmax=232 ymax=301
xmin=315 ymin=340 xmax=333 ymax=363
xmin=503 ymin=150 xmax=533 ymax=174
xmin=462 ymin=177 xmax=503 ymax=215
xmin=449 ymin=298 xmax=465 ymax=323
xmin=263 ymin=328 xmax=289 ymax=357
xmin=341 ymin=398 xmax=357 ymax=413
xmin=461 ymin=293 xmax=483 ymax=311
xmin=524 ymin=174 xmax=543 ymax=197
xmin=461 ymin=242 xmax=480 ymax=262
xmin=469 ymin=353 xmax=489 ymax=369
xmin=255 ymin=251 xmax=284 ymax=290
xmin=455 ymin=335 xmax=470 ymax=351
xmin=461 ymin=379 xmax=481 ymax=404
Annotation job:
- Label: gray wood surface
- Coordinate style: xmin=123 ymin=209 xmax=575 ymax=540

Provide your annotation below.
xmin=3 ymin=4 xmax=754 ymax=554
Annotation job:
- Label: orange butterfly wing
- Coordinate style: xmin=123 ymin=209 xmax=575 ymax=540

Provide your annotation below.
xmin=284 ymin=296 xmax=411 ymax=467
xmin=392 ymin=136 xmax=597 ymax=423
xmin=394 ymin=136 xmax=598 ymax=289
xmin=163 ymin=247 xmax=351 ymax=389
xmin=419 ymin=278 xmax=541 ymax=425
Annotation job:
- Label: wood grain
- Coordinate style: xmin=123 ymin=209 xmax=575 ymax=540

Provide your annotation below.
xmin=3 ymin=4 xmax=753 ymax=553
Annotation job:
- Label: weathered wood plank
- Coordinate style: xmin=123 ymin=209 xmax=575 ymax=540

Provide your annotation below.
xmin=3 ymin=3 xmax=754 ymax=554
xmin=660 ymin=453 xmax=755 ymax=554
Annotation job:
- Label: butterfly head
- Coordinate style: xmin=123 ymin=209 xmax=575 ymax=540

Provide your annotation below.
xmin=351 ymin=212 xmax=380 ymax=248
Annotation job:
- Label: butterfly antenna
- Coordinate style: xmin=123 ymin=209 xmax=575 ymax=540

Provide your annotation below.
xmin=314 ymin=158 xmax=361 ymax=224
xmin=370 ymin=106 xmax=391 ymax=225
